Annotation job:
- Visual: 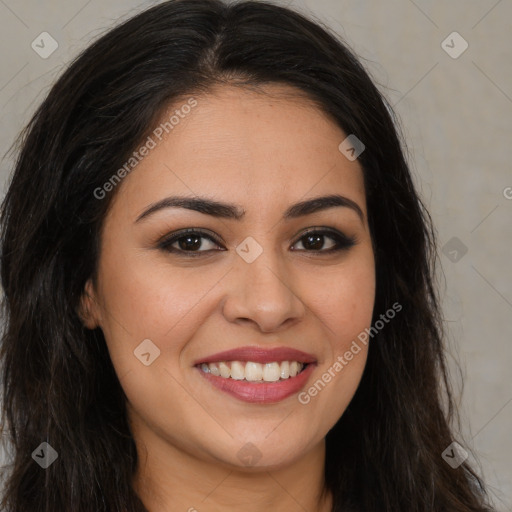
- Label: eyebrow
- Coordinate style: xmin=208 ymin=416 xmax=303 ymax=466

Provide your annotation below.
xmin=135 ymin=193 xmax=365 ymax=224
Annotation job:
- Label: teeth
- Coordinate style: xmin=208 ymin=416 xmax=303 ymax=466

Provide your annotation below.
xmin=209 ymin=363 xmax=220 ymax=377
xmin=280 ymin=361 xmax=290 ymax=379
xmin=262 ymin=362 xmax=281 ymax=382
xmin=199 ymin=361 xmax=306 ymax=382
xmin=218 ymin=361 xmax=231 ymax=378
xmin=231 ymin=361 xmax=245 ymax=380
xmin=245 ymin=362 xmax=263 ymax=381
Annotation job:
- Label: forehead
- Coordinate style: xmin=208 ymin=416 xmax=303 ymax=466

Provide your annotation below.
xmin=107 ymin=84 xmax=367 ymax=222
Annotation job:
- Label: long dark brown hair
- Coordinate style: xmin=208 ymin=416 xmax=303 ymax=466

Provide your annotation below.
xmin=0 ymin=0 xmax=494 ymax=510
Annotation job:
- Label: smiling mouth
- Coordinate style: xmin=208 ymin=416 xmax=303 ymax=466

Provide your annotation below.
xmin=197 ymin=360 xmax=309 ymax=383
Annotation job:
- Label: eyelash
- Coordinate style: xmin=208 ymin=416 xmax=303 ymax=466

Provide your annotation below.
xmin=157 ymin=227 xmax=356 ymax=257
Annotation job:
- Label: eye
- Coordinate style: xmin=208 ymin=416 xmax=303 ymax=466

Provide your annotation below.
xmin=158 ymin=227 xmax=356 ymax=257
xmin=291 ymin=228 xmax=356 ymax=253
xmin=158 ymin=229 xmax=224 ymax=255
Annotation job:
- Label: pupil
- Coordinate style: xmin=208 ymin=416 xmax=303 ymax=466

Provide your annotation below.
xmin=180 ymin=236 xmax=201 ymax=251
xmin=305 ymin=234 xmax=323 ymax=250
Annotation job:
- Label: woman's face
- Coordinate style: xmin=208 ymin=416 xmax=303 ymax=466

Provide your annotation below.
xmin=82 ymin=84 xmax=375 ymax=470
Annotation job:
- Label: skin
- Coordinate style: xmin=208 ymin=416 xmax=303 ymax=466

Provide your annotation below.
xmin=80 ymin=84 xmax=376 ymax=512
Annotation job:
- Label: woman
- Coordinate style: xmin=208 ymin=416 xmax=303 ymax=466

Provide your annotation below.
xmin=0 ymin=0 xmax=494 ymax=510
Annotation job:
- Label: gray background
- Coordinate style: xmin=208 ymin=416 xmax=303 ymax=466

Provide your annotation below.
xmin=0 ymin=0 xmax=510 ymax=510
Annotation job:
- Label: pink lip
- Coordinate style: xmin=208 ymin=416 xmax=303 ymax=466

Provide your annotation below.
xmin=193 ymin=346 xmax=317 ymax=365
xmin=196 ymin=362 xmax=316 ymax=403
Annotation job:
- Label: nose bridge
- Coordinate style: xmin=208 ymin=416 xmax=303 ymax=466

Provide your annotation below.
xmin=222 ymin=236 xmax=305 ymax=331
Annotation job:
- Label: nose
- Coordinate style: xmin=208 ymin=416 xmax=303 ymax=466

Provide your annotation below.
xmin=221 ymin=248 xmax=306 ymax=333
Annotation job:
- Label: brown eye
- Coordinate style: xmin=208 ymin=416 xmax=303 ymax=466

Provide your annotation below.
xmin=159 ymin=229 xmax=224 ymax=255
xmin=291 ymin=229 xmax=356 ymax=253
xmin=158 ymin=227 xmax=356 ymax=257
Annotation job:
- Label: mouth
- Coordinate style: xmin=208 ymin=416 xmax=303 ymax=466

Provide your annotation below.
xmin=193 ymin=346 xmax=317 ymax=403
xmin=197 ymin=360 xmax=310 ymax=382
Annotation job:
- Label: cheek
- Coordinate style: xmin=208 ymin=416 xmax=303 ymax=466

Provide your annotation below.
xmin=95 ymin=249 xmax=228 ymax=361
xmin=298 ymin=267 xmax=373 ymax=430
xmin=100 ymin=251 xmax=194 ymax=327
xmin=310 ymin=262 xmax=376 ymax=356
xmin=302 ymin=253 xmax=374 ymax=421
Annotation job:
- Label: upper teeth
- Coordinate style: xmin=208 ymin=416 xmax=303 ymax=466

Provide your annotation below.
xmin=199 ymin=361 xmax=305 ymax=382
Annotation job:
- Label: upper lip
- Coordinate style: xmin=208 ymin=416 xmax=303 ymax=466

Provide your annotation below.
xmin=193 ymin=346 xmax=317 ymax=365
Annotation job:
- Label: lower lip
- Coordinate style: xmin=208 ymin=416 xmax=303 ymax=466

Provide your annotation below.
xmin=196 ymin=363 xmax=316 ymax=403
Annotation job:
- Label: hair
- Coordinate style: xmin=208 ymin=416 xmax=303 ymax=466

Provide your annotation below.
xmin=0 ymin=0 xmax=494 ymax=510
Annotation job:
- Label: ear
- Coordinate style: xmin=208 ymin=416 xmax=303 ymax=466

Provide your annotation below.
xmin=78 ymin=278 xmax=102 ymax=329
